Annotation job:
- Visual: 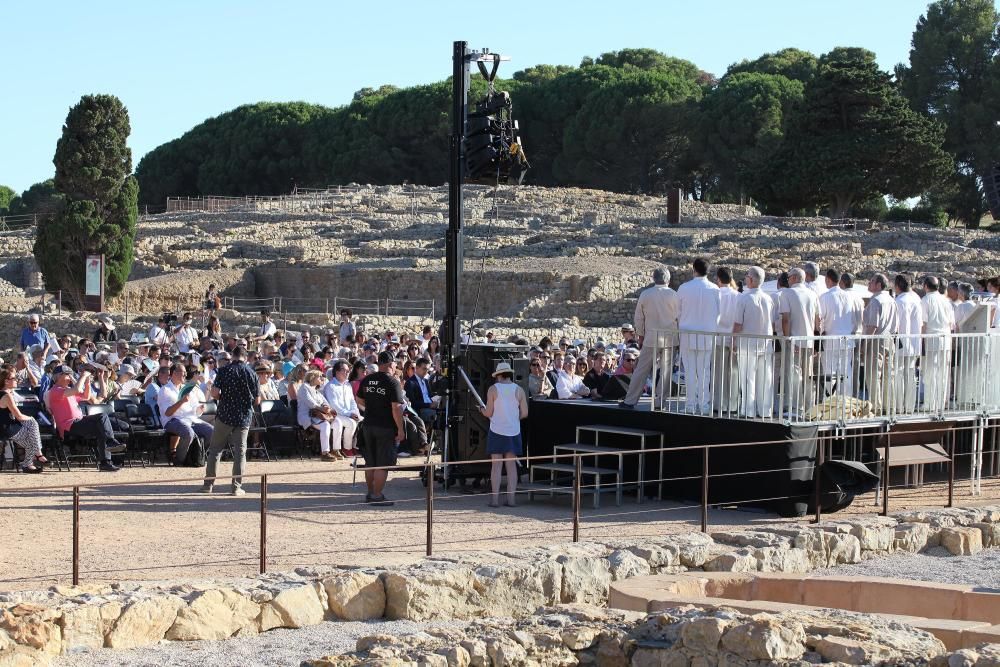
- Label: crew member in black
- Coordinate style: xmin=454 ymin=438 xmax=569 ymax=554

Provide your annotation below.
xmin=582 ymin=351 xmax=613 ymax=399
xmin=357 ymin=351 xmax=405 ymax=506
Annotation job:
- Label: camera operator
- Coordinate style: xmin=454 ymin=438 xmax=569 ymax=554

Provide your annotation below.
xmin=174 ymin=312 xmax=198 ymax=354
xmin=149 ymin=315 xmax=172 ymax=347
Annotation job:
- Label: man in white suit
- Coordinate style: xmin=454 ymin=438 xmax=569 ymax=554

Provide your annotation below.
xmin=620 ymin=267 xmax=680 ymax=409
xmin=678 ymin=258 xmax=720 ymax=415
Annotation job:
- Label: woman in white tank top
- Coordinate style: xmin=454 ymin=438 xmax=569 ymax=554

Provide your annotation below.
xmin=480 ymin=362 xmax=529 ymax=507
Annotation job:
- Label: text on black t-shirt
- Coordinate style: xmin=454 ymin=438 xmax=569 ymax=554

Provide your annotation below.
xmin=360 ymin=372 xmax=405 ymax=430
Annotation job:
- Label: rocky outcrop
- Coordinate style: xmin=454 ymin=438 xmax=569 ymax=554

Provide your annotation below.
xmin=1 ymin=505 xmax=998 ymax=659
xmin=303 ymin=604 xmax=952 ymax=667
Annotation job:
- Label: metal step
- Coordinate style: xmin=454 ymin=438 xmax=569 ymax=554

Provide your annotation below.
xmin=530 ymin=463 xmax=620 ymax=476
xmin=554 ymin=443 xmax=625 ymax=455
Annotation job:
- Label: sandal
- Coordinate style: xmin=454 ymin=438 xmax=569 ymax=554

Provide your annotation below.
xmin=21 ymin=466 xmax=42 ymax=474
xmin=35 ymin=455 xmax=48 ymax=465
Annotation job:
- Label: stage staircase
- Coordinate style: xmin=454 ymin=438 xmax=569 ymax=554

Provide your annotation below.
xmin=526 ymin=424 xmax=665 ymax=508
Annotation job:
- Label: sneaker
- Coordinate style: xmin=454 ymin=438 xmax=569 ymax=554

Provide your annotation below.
xmin=397 ymin=451 xmax=412 ymax=458
xmin=107 ymin=442 xmax=127 ymax=454
xmin=618 ymin=402 xmax=636 ymax=410
xmin=198 ymin=486 xmax=214 ymax=494
xmin=98 ymin=461 xmax=120 ymax=472
xmin=231 ymin=487 xmax=246 ymax=497
xmin=320 ymin=452 xmax=337 ymax=462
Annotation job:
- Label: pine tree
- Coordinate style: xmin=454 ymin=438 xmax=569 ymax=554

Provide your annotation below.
xmin=33 ymin=95 xmax=138 ymax=307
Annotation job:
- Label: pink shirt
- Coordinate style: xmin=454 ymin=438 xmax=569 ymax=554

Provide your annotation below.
xmin=48 ymin=386 xmax=83 ymax=436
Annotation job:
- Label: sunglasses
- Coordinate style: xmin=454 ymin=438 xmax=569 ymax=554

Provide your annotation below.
xmin=530 ymin=363 xmax=541 ymax=368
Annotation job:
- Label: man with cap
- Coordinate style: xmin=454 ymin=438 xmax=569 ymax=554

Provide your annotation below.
xmin=202 ymin=346 xmax=259 ymax=495
xmin=357 ymin=351 xmax=406 ymax=506
xmin=622 ymin=267 xmax=680 ymax=409
xmin=20 ymin=314 xmax=50 ymax=356
xmin=619 ymin=323 xmax=637 ymax=353
xmin=47 ymin=365 xmax=125 ymax=472
xmin=94 ymin=314 xmax=117 ymax=343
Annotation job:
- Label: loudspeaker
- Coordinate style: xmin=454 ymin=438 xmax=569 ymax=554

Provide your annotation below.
xmin=451 ymin=343 xmax=528 ymax=479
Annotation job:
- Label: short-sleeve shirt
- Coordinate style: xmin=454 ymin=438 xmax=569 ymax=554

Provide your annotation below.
xmin=48 ymin=386 xmax=83 ymax=436
xmin=778 ymin=284 xmax=819 ymax=340
xmin=213 ymin=360 xmax=259 ymax=428
xmin=863 ymin=292 xmax=899 ymax=335
xmin=360 ymin=371 xmax=404 ymax=430
xmin=20 ymin=327 xmax=48 ymax=351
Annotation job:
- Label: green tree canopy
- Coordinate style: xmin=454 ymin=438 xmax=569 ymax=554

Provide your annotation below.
xmin=697 ymin=72 xmax=805 ymax=204
xmin=897 ymin=0 xmax=1000 ymax=224
xmin=7 ymin=179 xmax=60 ymax=216
xmin=0 ymin=185 xmax=15 ymax=214
xmin=34 ymin=95 xmax=138 ymax=306
xmin=770 ymin=51 xmax=953 ymax=217
xmin=726 ymin=48 xmax=819 ymax=83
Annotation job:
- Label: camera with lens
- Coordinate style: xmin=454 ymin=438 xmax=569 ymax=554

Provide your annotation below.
xmin=162 ymin=312 xmax=177 ymax=326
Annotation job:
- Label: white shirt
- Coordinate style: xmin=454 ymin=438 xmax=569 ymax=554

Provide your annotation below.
xmin=922 ymin=291 xmax=955 ymax=351
xmin=806 ymin=279 xmax=828 ymax=298
xmin=733 ymin=287 xmax=774 ymax=353
xmin=174 ymin=325 xmax=196 ymax=353
xmin=717 ymin=285 xmax=739 ymax=335
xmin=157 ymin=381 xmax=199 ymax=426
xmin=555 ymin=370 xmax=588 ymax=399
xmin=953 ymin=301 xmax=976 ymax=330
xmin=148 ymin=325 xmax=168 ymax=346
xmin=677 ymin=276 xmax=721 ymax=350
xmin=323 ymin=378 xmax=360 ymax=418
xmin=895 ymin=291 xmax=923 ymax=357
xmin=819 ymin=286 xmax=863 ymax=337
xmin=632 ymin=284 xmax=680 ymax=338
xmin=259 ymin=321 xmax=276 ymax=339
xmin=778 ymin=283 xmax=819 ymax=341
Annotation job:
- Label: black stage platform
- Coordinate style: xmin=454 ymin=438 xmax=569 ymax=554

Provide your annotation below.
xmin=526 ymin=398 xmax=825 ymax=516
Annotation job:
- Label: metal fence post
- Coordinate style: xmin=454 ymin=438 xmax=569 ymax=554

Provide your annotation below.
xmin=948 ymin=429 xmax=955 ymax=508
xmin=260 ymin=474 xmax=268 ymax=575
xmin=572 ymin=454 xmax=582 ymax=542
xmin=882 ymin=432 xmax=891 ymax=517
xmin=124 ymin=292 xmax=129 ymax=324
xmin=333 ymin=296 xmax=338 ymax=316
xmin=813 ymin=439 xmax=824 ymax=524
xmin=426 ymin=463 xmax=434 ymax=556
xmin=325 ymin=298 xmax=329 ymax=316
xmin=57 ymin=290 xmax=62 ymax=317
xmin=701 ymin=448 xmax=709 ymax=533
xmin=72 ymin=486 xmax=80 ymax=586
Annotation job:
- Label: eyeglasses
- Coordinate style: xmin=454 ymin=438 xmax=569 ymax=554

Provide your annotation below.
xmin=530 ymin=363 xmax=541 ymax=368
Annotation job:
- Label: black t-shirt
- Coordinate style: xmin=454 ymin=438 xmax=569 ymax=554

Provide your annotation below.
xmin=360 ymin=371 xmax=405 ymax=430
xmin=583 ymin=369 xmax=611 ymax=395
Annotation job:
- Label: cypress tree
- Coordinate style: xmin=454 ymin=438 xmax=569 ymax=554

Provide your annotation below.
xmin=34 ymin=94 xmax=138 ymax=307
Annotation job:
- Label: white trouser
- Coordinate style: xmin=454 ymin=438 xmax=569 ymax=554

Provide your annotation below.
xmin=680 ymin=343 xmax=712 ymax=414
xmin=893 ymin=355 xmax=918 ymax=414
xmin=314 ymin=420 xmax=332 ymax=453
xmin=330 ymin=414 xmax=357 ymax=451
xmin=923 ymin=349 xmax=950 ymax=413
xmin=623 ymin=343 xmax=673 ymax=407
xmin=738 ymin=346 xmax=774 ymax=418
xmin=821 ymin=340 xmax=854 ymax=398
xmin=712 ymin=343 xmax=739 ymax=413
xmin=781 ymin=343 xmax=813 ymax=415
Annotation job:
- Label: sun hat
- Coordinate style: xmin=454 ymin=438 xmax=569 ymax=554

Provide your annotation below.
xmin=117 ymin=364 xmax=136 ymax=379
xmin=97 ymin=314 xmax=115 ymax=331
xmin=492 ymin=361 xmax=514 ymax=377
xmin=621 ymin=323 xmax=635 ymax=332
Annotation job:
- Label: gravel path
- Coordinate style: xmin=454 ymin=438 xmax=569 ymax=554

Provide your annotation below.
xmin=54 ymin=619 xmax=466 ymax=667
xmin=822 ymin=546 xmax=1000 ymax=590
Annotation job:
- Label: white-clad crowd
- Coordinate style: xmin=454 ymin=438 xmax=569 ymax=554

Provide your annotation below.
xmin=622 ymin=259 xmax=1000 ymax=420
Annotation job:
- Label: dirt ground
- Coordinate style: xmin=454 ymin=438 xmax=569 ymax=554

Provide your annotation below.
xmin=0 ymin=456 xmax=993 ymax=592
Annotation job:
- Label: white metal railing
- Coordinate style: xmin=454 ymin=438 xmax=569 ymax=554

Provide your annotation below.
xmin=648 ymin=328 xmax=1000 ymax=425
xmin=220 ymin=295 xmax=433 ymax=318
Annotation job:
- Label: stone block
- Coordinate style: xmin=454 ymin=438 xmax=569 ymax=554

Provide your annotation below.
xmin=941 ymin=527 xmax=983 ymax=556
xmin=754 ymin=547 xmax=810 ymax=573
xmin=476 ymin=561 xmax=562 ymax=616
xmin=384 ymin=568 xmax=484 ymax=621
xmin=802 ymin=577 xmax=857 ymax=610
xmin=825 ymin=532 xmax=862 ymax=565
xmin=703 ymin=549 xmax=757 ymax=573
xmin=557 ymin=556 xmax=612 ymax=605
xmin=258 ymin=583 xmax=327 ymax=631
xmin=752 ymin=574 xmax=805 ymax=604
xmin=322 ymin=572 xmax=386 ymax=621
xmin=907 ymin=618 xmax=991 ymax=651
xmin=0 ymin=603 xmax=62 ymax=657
xmin=680 ymin=616 xmax=729 ymax=654
xmin=972 ymin=523 xmax=1000 ymax=548
xmin=107 ymin=596 xmax=185 ymax=649
xmin=894 ymin=522 xmax=932 ymax=553
xmin=962 ymin=591 xmax=1000 ymax=625
xmin=700 ymin=573 xmax=754 ymax=600
xmin=166 ymin=588 xmax=260 ymax=641
xmin=960 ymin=623 xmax=1000 ymax=648
xmin=59 ymin=601 xmax=122 ymax=653
xmin=854 ymin=578 xmax=968 ymax=619
xmin=607 ymin=549 xmax=652 ymax=581
xmin=720 ymin=618 xmax=806 ymax=661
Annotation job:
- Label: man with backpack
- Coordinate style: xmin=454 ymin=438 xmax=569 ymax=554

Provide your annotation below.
xmin=201 ymin=346 xmax=259 ymax=496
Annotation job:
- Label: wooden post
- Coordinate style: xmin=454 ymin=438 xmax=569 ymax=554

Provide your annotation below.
xmin=426 ymin=463 xmax=434 ymax=556
xmin=701 ymin=448 xmax=709 ymax=532
xmin=572 ymin=455 xmax=582 ymax=542
xmin=72 ymin=487 xmax=80 ymax=586
xmin=259 ymin=475 xmax=268 ymax=574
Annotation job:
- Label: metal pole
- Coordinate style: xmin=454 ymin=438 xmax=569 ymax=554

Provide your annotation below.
xmin=948 ymin=428 xmax=955 ymax=508
xmin=72 ymin=486 xmax=80 ymax=586
xmin=124 ymin=291 xmax=129 ymax=324
xmin=701 ymin=448 xmax=709 ymax=532
xmin=259 ymin=474 xmax=268 ymax=574
xmin=882 ymin=432 xmax=891 ymax=516
xmin=572 ymin=454 xmax=581 ymax=542
xmin=426 ymin=463 xmax=434 ymax=556
xmin=57 ymin=290 xmax=62 ymax=317
xmin=813 ymin=439 xmax=824 ymax=524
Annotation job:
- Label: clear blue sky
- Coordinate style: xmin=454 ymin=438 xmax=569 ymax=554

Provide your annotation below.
xmin=0 ymin=0 xmax=967 ymax=195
